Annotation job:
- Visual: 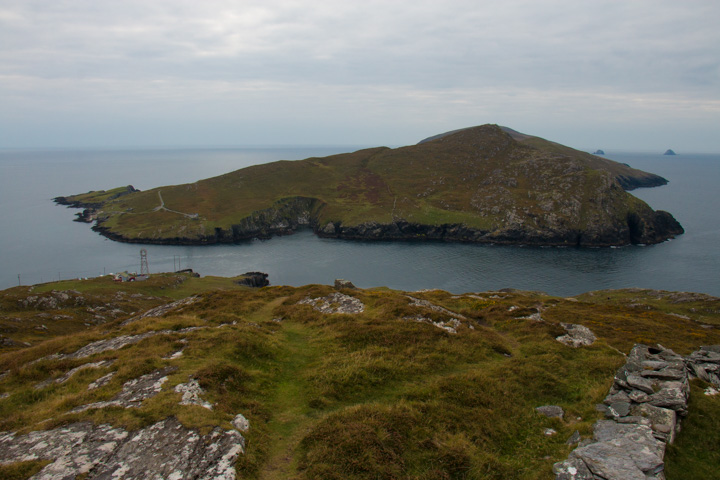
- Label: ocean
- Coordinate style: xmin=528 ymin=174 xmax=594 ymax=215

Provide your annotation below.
xmin=1 ymin=147 xmax=718 ymax=297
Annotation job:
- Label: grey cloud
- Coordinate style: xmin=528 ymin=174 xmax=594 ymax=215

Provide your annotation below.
xmin=0 ymin=0 xmax=719 ymax=149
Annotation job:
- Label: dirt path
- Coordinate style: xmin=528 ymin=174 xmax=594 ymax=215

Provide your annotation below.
xmin=153 ymin=191 xmax=198 ymax=219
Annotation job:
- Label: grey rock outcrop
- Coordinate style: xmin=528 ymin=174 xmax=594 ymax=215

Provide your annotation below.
xmin=298 ymin=292 xmax=365 ymax=314
xmin=334 ymin=279 xmax=357 ymax=290
xmin=234 ymin=272 xmax=270 ymax=288
xmin=0 ymin=416 xmax=244 ymax=479
xmin=232 ymin=414 xmax=250 ymax=432
xmin=35 ymin=360 xmax=115 ymax=390
xmin=536 ymin=405 xmax=565 ymax=420
xmin=33 ymin=326 xmax=202 ymax=364
xmin=556 ymin=323 xmax=596 ymax=348
xmin=122 ymin=296 xmax=199 ymax=325
xmin=686 ymin=345 xmax=720 ymax=387
xmin=403 ymin=315 xmax=461 ymax=334
xmin=72 ymin=367 xmax=176 ymax=413
xmin=405 ymin=296 xmax=467 ymax=319
xmin=403 ymin=296 xmax=467 ymax=334
xmin=175 ymin=378 xmax=213 ymax=410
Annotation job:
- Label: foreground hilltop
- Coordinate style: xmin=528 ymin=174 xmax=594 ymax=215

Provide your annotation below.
xmin=56 ymin=125 xmax=683 ymax=246
xmin=1 ymin=273 xmax=719 ymax=479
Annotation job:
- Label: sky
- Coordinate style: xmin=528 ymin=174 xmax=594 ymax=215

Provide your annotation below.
xmin=1 ymin=0 xmax=719 ymax=152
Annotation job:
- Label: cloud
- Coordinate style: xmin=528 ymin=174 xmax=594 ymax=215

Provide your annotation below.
xmin=1 ymin=0 xmax=719 ymax=149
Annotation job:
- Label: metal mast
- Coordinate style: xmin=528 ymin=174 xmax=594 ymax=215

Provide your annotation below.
xmin=140 ymin=249 xmax=150 ymax=275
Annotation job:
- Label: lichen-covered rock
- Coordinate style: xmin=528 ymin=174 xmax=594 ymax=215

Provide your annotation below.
xmin=556 ymin=323 xmax=596 ymax=347
xmin=35 ymin=360 xmax=115 ymax=390
xmin=175 ymin=378 xmax=213 ymax=410
xmin=73 ymin=367 xmax=176 ymax=413
xmin=334 ymin=279 xmax=357 ymax=290
xmin=0 ymin=417 xmax=243 ymax=479
xmin=32 ymin=326 xmax=202 ymax=365
xmin=405 ymin=296 xmax=467 ymax=319
xmin=122 ymin=296 xmax=199 ymax=325
xmin=567 ymin=421 xmax=665 ymax=479
xmin=298 ymin=292 xmax=365 ymax=314
xmin=553 ymin=456 xmax=594 ymax=480
xmin=403 ymin=315 xmax=461 ymax=334
xmin=232 ymin=414 xmax=250 ymax=432
xmin=88 ymin=371 xmax=116 ymax=391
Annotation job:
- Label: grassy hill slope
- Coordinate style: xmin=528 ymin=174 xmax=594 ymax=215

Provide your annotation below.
xmin=1 ymin=275 xmax=719 ymax=479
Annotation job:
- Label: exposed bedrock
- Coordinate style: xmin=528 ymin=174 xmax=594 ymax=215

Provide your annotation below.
xmin=316 ymin=211 xmax=683 ymax=247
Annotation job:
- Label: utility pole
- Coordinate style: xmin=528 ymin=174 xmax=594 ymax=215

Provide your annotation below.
xmin=140 ymin=249 xmax=150 ymax=275
xmin=18 ymin=274 xmax=21 ymax=286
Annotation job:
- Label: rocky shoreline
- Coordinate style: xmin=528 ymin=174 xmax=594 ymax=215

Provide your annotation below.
xmin=83 ymin=212 xmax=683 ymax=248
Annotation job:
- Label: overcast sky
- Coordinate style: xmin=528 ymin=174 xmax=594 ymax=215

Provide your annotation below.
xmin=1 ymin=1 xmax=719 ymax=151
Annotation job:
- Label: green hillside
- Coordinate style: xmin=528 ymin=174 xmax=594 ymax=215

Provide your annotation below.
xmin=57 ymin=125 xmax=682 ymax=246
xmin=1 ymin=275 xmax=719 ymax=479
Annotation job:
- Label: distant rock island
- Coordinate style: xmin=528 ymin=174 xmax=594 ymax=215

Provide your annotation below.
xmin=593 ymin=149 xmax=605 ymax=155
xmin=664 ymin=149 xmax=677 ymax=156
xmin=55 ymin=124 xmax=683 ymax=247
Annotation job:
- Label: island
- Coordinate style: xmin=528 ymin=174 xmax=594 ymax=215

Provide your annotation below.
xmin=55 ymin=124 xmax=684 ymax=247
xmin=593 ymin=149 xmax=605 ymax=155
xmin=664 ymin=149 xmax=677 ymax=156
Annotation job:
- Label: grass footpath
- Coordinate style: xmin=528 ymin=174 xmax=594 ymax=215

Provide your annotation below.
xmin=257 ymin=319 xmax=322 ymax=480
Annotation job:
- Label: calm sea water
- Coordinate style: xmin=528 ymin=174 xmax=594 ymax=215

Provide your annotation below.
xmin=1 ymin=147 xmax=718 ymax=296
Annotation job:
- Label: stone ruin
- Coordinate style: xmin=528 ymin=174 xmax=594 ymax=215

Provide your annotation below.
xmin=553 ymin=344 xmax=720 ymax=480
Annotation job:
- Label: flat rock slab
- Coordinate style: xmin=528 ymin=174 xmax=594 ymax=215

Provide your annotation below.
xmin=35 ymin=360 xmax=115 ymax=390
xmin=122 ymin=296 xmax=200 ymax=325
xmin=33 ymin=326 xmax=201 ymax=364
xmin=405 ymin=296 xmax=467 ymax=320
xmin=0 ymin=417 xmax=244 ymax=480
xmin=563 ymin=421 xmax=664 ymax=480
xmin=403 ymin=315 xmax=461 ymax=334
xmin=73 ymin=367 xmax=176 ymax=413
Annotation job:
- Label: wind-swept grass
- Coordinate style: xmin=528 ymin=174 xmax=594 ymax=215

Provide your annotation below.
xmin=1 ymin=277 xmax=719 ymax=478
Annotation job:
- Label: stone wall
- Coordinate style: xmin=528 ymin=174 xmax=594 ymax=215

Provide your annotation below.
xmin=554 ymin=344 xmax=720 ymax=480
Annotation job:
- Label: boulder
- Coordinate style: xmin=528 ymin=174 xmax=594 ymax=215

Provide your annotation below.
xmin=556 ymin=323 xmax=596 ymax=347
xmin=536 ymin=405 xmax=565 ymax=420
xmin=232 ymin=414 xmax=250 ymax=432
xmin=334 ymin=279 xmax=357 ymax=290
xmin=234 ymin=272 xmax=270 ymax=288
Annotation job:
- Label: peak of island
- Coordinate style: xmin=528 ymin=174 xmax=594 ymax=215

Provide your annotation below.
xmin=55 ymin=124 xmax=683 ymax=247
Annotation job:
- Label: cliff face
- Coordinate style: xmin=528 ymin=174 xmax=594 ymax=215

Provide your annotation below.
xmin=57 ymin=125 xmax=683 ymax=246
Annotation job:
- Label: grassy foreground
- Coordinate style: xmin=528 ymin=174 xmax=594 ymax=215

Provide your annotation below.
xmin=1 ymin=274 xmax=719 ymax=479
